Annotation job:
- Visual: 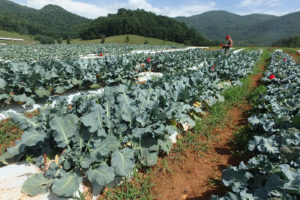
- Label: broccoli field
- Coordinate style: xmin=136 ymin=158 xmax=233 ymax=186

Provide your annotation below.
xmin=0 ymin=44 xmax=299 ymax=200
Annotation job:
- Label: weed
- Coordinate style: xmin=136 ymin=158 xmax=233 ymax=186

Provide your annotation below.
xmin=162 ymin=159 xmax=173 ymax=174
xmin=248 ymin=85 xmax=267 ymax=106
xmin=208 ymin=178 xmax=218 ymax=187
xmin=72 ymin=191 xmax=89 ymax=200
xmin=183 ymin=132 xmax=196 ymax=145
xmin=210 ymin=157 xmax=221 ymax=163
xmin=0 ymin=119 xmax=23 ymax=154
xmin=26 ymin=155 xmax=33 ymax=164
xmin=105 ymin=168 xmax=155 ymax=200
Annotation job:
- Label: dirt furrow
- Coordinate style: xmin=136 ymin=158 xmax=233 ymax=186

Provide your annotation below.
xmin=150 ymin=64 xmax=266 ymax=200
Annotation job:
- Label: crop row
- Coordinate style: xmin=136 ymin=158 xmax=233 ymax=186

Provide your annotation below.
xmin=0 ymin=44 xmax=181 ymax=61
xmin=0 ymin=48 xmax=255 ymax=107
xmin=212 ymin=51 xmax=300 ymax=200
xmin=0 ymin=49 xmax=261 ymax=198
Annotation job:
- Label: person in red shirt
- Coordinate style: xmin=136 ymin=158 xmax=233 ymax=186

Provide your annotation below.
xmin=223 ymin=35 xmax=233 ymax=56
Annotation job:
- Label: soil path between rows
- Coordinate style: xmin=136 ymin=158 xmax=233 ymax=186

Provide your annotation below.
xmin=150 ymin=64 xmax=265 ymax=200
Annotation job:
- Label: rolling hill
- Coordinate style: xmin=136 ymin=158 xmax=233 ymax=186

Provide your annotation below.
xmin=175 ymin=10 xmax=300 ymax=46
xmin=1 ymin=0 xmax=299 ymax=46
xmin=0 ymin=0 xmax=91 ymax=39
xmin=79 ymin=9 xmax=212 ymax=46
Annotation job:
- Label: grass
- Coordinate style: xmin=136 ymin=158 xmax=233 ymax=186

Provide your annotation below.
xmin=170 ymin=50 xmax=271 ymax=162
xmin=193 ymin=49 xmax=270 ymax=150
xmin=0 ymin=31 xmax=183 ymax=46
xmin=162 ymin=159 xmax=173 ymax=174
xmin=103 ymin=168 xmax=155 ymax=200
xmin=0 ymin=119 xmax=23 ymax=154
xmin=281 ymin=48 xmax=300 ymax=63
xmin=0 ymin=30 xmax=38 ymax=45
xmin=70 ymin=34 xmax=184 ymax=46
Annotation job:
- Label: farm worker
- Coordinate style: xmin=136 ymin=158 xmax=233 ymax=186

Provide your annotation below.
xmin=223 ymin=35 xmax=233 ymax=56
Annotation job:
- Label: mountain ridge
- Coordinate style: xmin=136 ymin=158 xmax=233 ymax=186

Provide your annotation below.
xmin=0 ymin=0 xmax=91 ymax=39
xmin=1 ymin=0 xmax=299 ymax=46
xmin=175 ymin=10 xmax=300 ymax=46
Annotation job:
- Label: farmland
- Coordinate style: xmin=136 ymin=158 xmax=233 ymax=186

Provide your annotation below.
xmin=0 ymin=44 xmax=299 ymax=200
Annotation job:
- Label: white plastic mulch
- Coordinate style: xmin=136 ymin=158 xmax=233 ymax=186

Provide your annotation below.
xmin=0 ymin=162 xmax=107 ymax=200
xmin=137 ymin=71 xmax=164 ymax=82
xmin=233 ymin=48 xmax=245 ymax=54
xmin=188 ymin=62 xmax=205 ymax=71
xmin=81 ymin=46 xmax=208 ymax=58
xmin=1 ymin=46 xmax=211 ymax=120
xmin=0 ymin=88 xmax=104 ymax=121
xmin=274 ymin=49 xmax=283 ymax=52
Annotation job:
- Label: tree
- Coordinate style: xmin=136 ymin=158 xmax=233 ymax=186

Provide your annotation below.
xmin=56 ymin=38 xmax=62 ymax=44
xmin=34 ymin=34 xmax=55 ymax=44
xmin=79 ymin=8 xmax=211 ymax=46
xmin=125 ymin=35 xmax=130 ymax=42
xmin=100 ymin=34 xmax=105 ymax=44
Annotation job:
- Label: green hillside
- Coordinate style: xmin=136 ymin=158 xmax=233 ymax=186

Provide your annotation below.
xmin=80 ymin=9 xmax=212 ymax=46
xmin=71 ymin=34 xmax=183 ymax=46
xmin=272 ymin=35 xmax=300 ymax=48
xmin=0 ymin=31 xmax=182 ymax=46
xmin=0 ymin=30 xmax=38 ymax=45
xmin=246 ymin=11 xmax=300 ymax=46
xmin=175 ymin=10 xmax=300 ymax=46
xmin=0 ymin=0 xmax=90 ymax=39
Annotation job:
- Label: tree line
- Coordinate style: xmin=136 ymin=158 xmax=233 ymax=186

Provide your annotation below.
xmin=80 ymin=9 xmax=214 ymax=46
xmin=272 ymin=35 xmax=300 ymax=48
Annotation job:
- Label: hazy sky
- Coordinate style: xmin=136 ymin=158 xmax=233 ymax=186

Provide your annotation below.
xmin=11 ymin=0 xmax=300 ymax=19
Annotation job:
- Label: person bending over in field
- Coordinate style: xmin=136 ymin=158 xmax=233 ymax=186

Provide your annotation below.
xmin=223 ymin=35 xmax=233 ymax=56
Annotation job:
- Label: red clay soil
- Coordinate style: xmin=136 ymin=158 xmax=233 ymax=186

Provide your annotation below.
xmin=150 ymin=104 xmax=251 ymax=200
xmin=250 ymin=64 xmax=265 ymax=88
xmin=150 ymin=65 xmax=265 ymax=200
xmin=289 ymin=53 xmax=300 ymax=64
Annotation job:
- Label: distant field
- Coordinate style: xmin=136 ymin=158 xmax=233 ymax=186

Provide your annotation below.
xmin=70 ymin=34 xmax=183 ymax=46
xmin=0 ymin=30 xmax=38 ymax=45
xmin=0 ymin=32 xmax=183 ymax=46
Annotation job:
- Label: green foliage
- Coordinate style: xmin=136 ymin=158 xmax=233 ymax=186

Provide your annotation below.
xmin=22 ymin=173 xmax=53 ymax=196
xmin=0 ymin=47 xmax=262 ymax=198
xmin=80 ymin=9 xmax=211 ymax=46
xmin=52 ymin=173 xmax=81 ymax=197
xmin=176 ymin=10 xmax=300 ymax=46
xmin=34 ymin=34 xmax=55 ymax=44
xmin=56 ymin=38 xmax=62 ymax=44
xmin=106 ymin=169 xmax=155 ymax=200
xmin=0 ymin=119 xmax=23 ymax=154
xmin=272 ymin=35 xmax=300 ymax=47
xmin=0 ymin=0 xmax=90 ymax=39
xmin=213 ymin=51 xmax=300 ymax=200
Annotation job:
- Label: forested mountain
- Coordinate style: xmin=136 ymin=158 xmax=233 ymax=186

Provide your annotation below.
xmin=1 ymin=0 xmax=299 ymax=46
xmin=0 ymin=0 xmax=90 ymax=39
xmin=272 ymin=35 xmax=300 ymax=47
xmin=176 ymin=10 xmax=300 ymax=46
xmin=79 ymin=9 xmax=212 ymax=46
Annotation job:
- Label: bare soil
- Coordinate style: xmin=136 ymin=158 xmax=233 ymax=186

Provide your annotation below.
xmin=150 ymin=64 xmax=265 ymax=200
xmin=150 ymin=104 xmax=251 ymax=200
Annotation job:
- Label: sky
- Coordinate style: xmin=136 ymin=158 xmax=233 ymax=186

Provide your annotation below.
xmin=10 ymin=0 xmax=300 ymax=19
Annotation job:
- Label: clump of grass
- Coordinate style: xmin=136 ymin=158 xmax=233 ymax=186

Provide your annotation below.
xmin=162 ymin=159 xmax=173 ymax=174
xmin=248 ymin=85 xmax=267 ymax=106
xmin=104 ymin=168 xmax=155 ymax=200
xmin=194 ymin=103 xmax=227 ymax=136
xmin=0 ymin=119 xmax=23 ymax=154
xmin=231 ymin=125 xmax=252 ymax=155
